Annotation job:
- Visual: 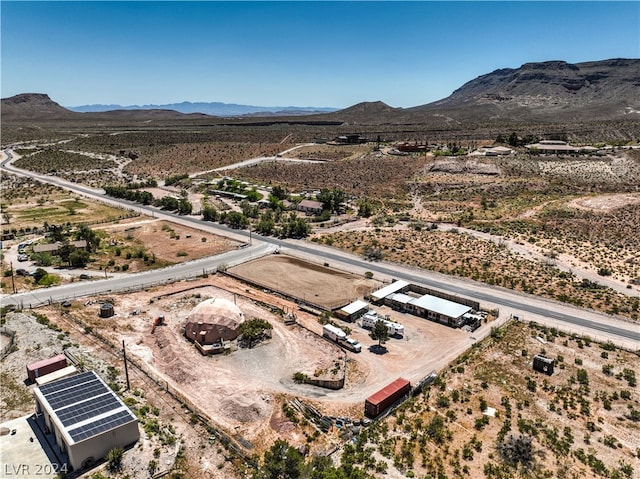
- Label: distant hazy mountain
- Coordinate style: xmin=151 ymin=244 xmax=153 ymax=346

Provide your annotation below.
xmin=68 ymin=101 xmax=338 ymax=117
xmin=1 ymin=93 xmax=206 ymax=121
xmin=4 ymin=59 xmax=638 ymax=126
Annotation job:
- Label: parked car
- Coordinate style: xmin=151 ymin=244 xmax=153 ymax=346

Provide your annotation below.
xmin=17 ymin=253 xmax=29 ymax=262
xmin=15 ymin=268 xmax=29 ymax=276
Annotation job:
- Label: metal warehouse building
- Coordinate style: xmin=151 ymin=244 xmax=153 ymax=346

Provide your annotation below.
xmin=33 ymin=371 xmax=139 ymax=472
xmin=334 ymin=300 xmax=370 ymax=322
xmin=399 ymin=293 xmax=471 ymax=327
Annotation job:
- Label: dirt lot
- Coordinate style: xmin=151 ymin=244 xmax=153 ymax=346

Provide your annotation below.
xmin=365 ymin=320 xmax=640 ymax=479
xmin=23 ymin=267 xmax=474 ymax=456
xmin=228 ymin=254 xmax=380 ymax=310
xmin=567 ymin=192 xmax=640 ymax=211
xmin=97 ymin=217 xmax=239 ymax=267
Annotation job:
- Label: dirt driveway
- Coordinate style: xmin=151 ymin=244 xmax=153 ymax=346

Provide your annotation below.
xmin=57 ymin=271 xmax=475 ymax=450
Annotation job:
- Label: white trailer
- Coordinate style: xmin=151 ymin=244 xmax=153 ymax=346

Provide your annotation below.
xmin=323 ymin=324 xmax=347 ymax=342
xmin=323 ymin=324 xmax=362 ymax=352
xmin=385 ymin=320 xmax=405 ymax=337
xmin=362 ymin=312 xmax=382 ymax=330
xmin=362 ymin=312 xmax=404 ymax=337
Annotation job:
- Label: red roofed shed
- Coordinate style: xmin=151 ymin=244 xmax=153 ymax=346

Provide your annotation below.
xmin=26 ymin=354 xmax=68 ymax=383
xmin=365 ymin=377 xmax=411 ymax=418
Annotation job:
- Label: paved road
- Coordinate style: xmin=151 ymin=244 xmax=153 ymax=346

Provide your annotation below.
xmin=2 ymin=149 xmax=639 ymax=348
xmin=3 ymin=242 xmax=276 ymax=308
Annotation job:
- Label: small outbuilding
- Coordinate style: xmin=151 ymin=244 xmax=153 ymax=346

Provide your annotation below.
xmin=533 ymin=355 xmax=555 ymax=376
xmin=334 ymin=300 xmax=369 ymax=322
xmin=27 ymin=354 xmax=68 ymax=383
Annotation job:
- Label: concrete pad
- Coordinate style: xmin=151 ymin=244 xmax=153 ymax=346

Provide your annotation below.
xmin=0 ymin=415 xmax=68 ymax=479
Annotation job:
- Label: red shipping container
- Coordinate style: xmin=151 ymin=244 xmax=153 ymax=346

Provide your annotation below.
xmin=365 ymin=377 xmax=411 ymax=418
xmin=26 ymin=354 xmax=68 ymax=383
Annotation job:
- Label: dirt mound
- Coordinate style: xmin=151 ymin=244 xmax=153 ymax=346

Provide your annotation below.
xmin=221 ymin=394 xmax=271 ymax=423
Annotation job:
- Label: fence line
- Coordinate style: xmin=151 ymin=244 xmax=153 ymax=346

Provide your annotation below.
xmin=0 ymin=326 xmax=16 ymax=359
xmin=56 ymin=309 xmax=255 ymax=465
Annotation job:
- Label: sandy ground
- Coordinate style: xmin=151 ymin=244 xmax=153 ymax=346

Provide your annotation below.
xmin=567 ymin=192 xmax=640 ymax=211
xmin=42 ymin=270 xmax=476 ymax=452
xmin=228 ymin=254 xmax=380 ymax=310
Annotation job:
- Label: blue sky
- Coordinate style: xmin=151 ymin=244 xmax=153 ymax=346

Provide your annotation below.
xmin=1 ymin=1 xmax=638 ymax=108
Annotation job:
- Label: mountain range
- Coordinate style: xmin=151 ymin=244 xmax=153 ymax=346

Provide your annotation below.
xmin=67 ymin=101 xmax=339 ymax=117
xmin=3 ymin=59 xmax=639 ymax=125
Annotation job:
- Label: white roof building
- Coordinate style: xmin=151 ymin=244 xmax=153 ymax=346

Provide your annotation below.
xmin=369 ymin=280 xmax=410 ymax=302
xmin=408 ymin=294 xmax=471 ymax=319
xmin=33 ymin=371 xmax=139 ymax=472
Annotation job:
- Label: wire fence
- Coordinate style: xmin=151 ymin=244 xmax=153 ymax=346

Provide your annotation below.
xmin=57 ymin=309 xmax=256 ymax=465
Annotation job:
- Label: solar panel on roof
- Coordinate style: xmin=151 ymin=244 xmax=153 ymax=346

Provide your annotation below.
xmin=38 ymin=371 xmax=94 ymax=395
xmin=69 ymin=409 xmax=135 ymax=442
xmin=46 ymin=379 xmax=106 ymax=410
xmin=57 ymin=393 xmax=122 ymax=427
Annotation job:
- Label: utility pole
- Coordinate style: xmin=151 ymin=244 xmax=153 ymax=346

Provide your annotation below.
xmin=10 ymin=262 xmax=16 ymax=294
xmin=122 ymin=340 xmax=130 ymax=390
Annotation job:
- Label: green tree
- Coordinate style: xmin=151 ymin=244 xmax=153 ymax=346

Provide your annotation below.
xmin=271 ymin=185 xmax=288 ymax=200
xmin=32 ymin=268 xmax=48 ymax=283
xmin=357 ymin=200 xmax=374 ymax=218
xmin=282 ymin=214 xmax=310 ymax=238
xmin=178 ymin=198 xmax=193 ymax=215
xmin=31 ymin=252 xmax=53 ymax=267
xmin=255 ymin=439 xmax=304 ymax=479
xmin=75 ymin=224 xmax=99 ymax=252
xmin=317 ymin=188 xmax=345 ymax=213
xmin=69 ymin=249 xmax=90 ymax=267
xmin=245 ymin=188 xmax=261 ymax=202
xmin=256 ymin=211 xmax=276 ymax=236
xmin=202 ymin=204 xmax=219 ymax=222
xmin=241 ymin=200 xmax=259 ymax=218
xmin=224 ymin=211 xmax=249 ymax=229
xmin=369 ymin=320 xmax=389 ymax=348
xmin=239 ymin=318 xmax=273 ymax=348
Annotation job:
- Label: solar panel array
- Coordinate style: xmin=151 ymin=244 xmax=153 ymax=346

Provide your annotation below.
xmin=69 ymin=410 xmax=134 ymax=442
xmin=46 ymin=377 xmax=105 ymax=410
xmin=39 ymin=371 xmax=95 ymax=396
xmin=38 ymin=370 xmax=136 ymax=443
xmin=57 ymin=393 xmax=121 ymax=427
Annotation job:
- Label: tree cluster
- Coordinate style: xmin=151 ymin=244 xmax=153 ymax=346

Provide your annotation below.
xmin=316 ymin=188 xmax=345 ymax=214
xmin=104 ymin=185 xmax=154 ymax=205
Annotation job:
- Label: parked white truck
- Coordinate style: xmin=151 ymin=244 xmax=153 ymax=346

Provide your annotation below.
xmin=361 ymin=312 xmax=405 ymax=337
xmin=322 ymin=324 xmax=362 ymax=352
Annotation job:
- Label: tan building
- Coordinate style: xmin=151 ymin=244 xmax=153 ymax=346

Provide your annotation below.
xmin=184 ymin=297 xmax=245 ymax=354
xmin=33 ymin=371 xmax=139 ymax=473
xmin=297 ymin=199 xmax=324 ymax=215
